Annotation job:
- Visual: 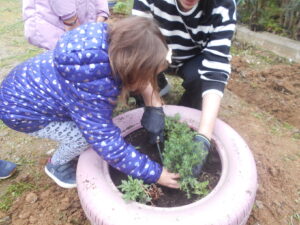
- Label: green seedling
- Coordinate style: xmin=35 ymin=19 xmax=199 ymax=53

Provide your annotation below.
xmin=163 ymin=114 xmax=209 ymax=198
xmin=118 ymin=176 xmax=152 ymax=204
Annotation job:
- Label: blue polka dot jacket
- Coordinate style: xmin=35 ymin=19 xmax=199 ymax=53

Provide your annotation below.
xmin=0 ymin=23 xmax=162 ymax=183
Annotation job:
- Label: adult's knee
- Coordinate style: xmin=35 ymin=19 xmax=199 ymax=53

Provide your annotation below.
xmin=179 ymin=79 xmax=203 ymax=109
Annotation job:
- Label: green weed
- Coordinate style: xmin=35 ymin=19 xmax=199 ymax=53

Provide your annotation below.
xmin=112 ymin=0 xmax=133 ymax=15
xmin=118 ymin=176 xmax=152 ymax=204
xmin=251 ymin=112 xmax=265 ymax=120
xmin=0 ymin=182 xmax=35 ymax=211
xmin=232 ymin=41 xmax=291 ymax=66
xmin=163 ymin=114 xmax=209 ymax=198
xmin=288 ymin=213 xmax=300 ymax=225
xmin=292 ymin=132 xmax=300 ymax=140
xmin=0 ymin=120 xmax=6 ymax=129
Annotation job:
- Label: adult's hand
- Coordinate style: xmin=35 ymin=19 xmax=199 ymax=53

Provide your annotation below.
xmin=141 ymin=106 xmax=165 ymax=144
xmin=192 ymin=134 xmax=211 ymax=177
xmin=157 ymin=168 xmax=180 ymax=189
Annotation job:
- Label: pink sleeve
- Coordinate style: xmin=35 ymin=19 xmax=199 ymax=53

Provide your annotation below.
xmin=49 ymin=0 xmax=77 ymax=20
xmin=95 ymin=0 xmax=110 ymax=18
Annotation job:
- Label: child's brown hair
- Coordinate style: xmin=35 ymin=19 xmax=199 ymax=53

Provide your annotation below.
xmin=108 ymin=16 xmax=169 ymax=103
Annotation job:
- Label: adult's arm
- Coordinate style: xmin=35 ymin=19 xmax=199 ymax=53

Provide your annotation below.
xmin=197 ymin=0 xmax=236 ymax=138
xmin=199 ymin=0 xmax=237 ymax=97
xmin=132 ymin=0 xmax=154 ymax=16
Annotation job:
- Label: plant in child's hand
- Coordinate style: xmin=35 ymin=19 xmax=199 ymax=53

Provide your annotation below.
xmin=118 ymin=176 xmax=152 ymax=204
xmin=163 ymin=114 xmax=209 ymax=198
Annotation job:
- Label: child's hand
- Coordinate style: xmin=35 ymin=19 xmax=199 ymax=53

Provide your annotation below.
xmin=192 ymin=134 xmax=210 ymax=177
xmin=157 ymin=168 xmax=180 ymax=189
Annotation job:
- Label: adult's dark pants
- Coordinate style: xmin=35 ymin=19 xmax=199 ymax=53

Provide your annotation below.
xmin=133 ymin=55 xmax=204 ymax=109
xmin=167 ymin=54 xmax=204 ymax=110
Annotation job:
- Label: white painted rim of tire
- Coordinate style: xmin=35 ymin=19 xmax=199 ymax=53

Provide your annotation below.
xmin=77 ymin=105 xmax=258 ymax=225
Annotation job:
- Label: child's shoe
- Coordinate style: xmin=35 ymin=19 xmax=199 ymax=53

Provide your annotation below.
xmin=45 ymin=159 xmax=77 ymax=188
xmin=0 ymin=160 xmax=17 ymax=179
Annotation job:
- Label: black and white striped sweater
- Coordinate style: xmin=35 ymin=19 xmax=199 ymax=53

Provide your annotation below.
xmin=132 ymin=0 xmax=236 ymax=95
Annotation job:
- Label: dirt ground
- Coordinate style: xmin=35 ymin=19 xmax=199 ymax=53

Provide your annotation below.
xmin=0 ymin=11 xmax=300 ymax=225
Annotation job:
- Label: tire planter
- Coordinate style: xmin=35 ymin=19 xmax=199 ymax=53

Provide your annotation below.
xmin=77 ymin=105 xmax=258 ymax=225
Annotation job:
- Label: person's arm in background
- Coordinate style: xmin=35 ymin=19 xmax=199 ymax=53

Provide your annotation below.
xmin=49 ymin=0 xmax=80 ymax=31
xmin=132 ymin=0 xmax=154 ymax=17
xmin=197 ymin=0 xmax=236 ymax=139
xmin=95 ymin=0 xmax=110 ymax=22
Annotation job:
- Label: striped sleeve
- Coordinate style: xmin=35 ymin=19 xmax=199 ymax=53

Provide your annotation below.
xmin=200 ymin=0 xmax=236 ymax=94
xmin=133 ymin=0 xmax=237 ymax=95
xmin=132 ymin=0 xmax=154 ymax=17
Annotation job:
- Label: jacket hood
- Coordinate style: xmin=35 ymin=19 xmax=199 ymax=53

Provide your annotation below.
xmin=53 ymin=22 xmax=111 ymax=83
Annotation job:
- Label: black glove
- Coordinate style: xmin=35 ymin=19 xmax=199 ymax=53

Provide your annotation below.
xmin=141 ymin=106 xmax=165 ymax=144
xmin=192 ymin=134 xmax=211 ymax=177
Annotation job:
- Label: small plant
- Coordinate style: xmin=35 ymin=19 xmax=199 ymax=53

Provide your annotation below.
xmin=163 ymin=114 xmax=209 ymax=198
xmin=180 ymin=177 xmax=209 ymax=197
xmin=118 ymin=176 xmax=152 ymax=204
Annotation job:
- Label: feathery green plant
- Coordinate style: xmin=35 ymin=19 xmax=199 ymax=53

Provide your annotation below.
xmin=163 ymin=114 xmax=209 ymax=198
xmin=118 ymin=176 xmax=152 ymax=204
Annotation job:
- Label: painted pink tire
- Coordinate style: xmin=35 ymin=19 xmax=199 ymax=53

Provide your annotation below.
xmin=77 ymin=105 xmax=257 ymax=225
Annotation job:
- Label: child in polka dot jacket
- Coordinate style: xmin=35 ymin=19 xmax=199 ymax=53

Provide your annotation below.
xmin=0 ymin=16 xmax=180 ymax=189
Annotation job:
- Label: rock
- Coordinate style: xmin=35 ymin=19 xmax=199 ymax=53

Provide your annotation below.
xmin=16 ymin=174 xmax=31 ymax=183
xmin=0 ymin=131 xmax=8 ymax=137
xmin=46 ymin=149 xmax=56 ymax=155
xmin=268 ymin=167 xmax=280 ymax=177
xmin=58 ymin=197 xmax=71 ymax=211
xmin=25 ymin=193 xmax=38 ymax=204
xmin=0 ymin=216 xmax=11 ymax=225
xmin=255 ymin=200 xmax=264 ymax=209
xmin=11 ymin=219 xmax=29 ymax=225
xmin=0 ymin=212 xmax=6 ymax=218
xmin=70 ymin=201 xmax=81 ymax=209
xmin=40 ymin=190 xmax=51 ymax=200
xmin=272 ymin=200 xmax=282 ymax=207
xmin=18 ymin=210 xmax=31 ymax=219
xmin=28 ymin=216 xmax=37 ymax=224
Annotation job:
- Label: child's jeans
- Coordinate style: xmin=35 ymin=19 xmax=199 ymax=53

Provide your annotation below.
xmin=29 ymin=121 xmax=89 ymax=165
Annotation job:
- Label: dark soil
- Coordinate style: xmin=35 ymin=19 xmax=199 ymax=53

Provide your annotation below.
xmin=109 ymin=128 xmax=221 ymax=207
